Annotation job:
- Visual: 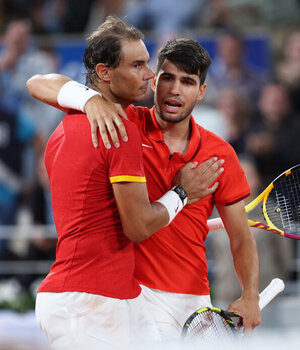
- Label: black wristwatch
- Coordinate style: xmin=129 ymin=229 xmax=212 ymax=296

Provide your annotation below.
xmin=172 ymin=185 xmax=188 ymax=206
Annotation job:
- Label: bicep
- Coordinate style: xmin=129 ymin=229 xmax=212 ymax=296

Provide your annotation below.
xmin=112 ymin=182 xmax=168 ymax=242
xmin=113 ymin=181 xmax=150 ymax=222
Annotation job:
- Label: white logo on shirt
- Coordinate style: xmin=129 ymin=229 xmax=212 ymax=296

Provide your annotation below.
xmin=142 ymin=144 xmax=154 ymax=149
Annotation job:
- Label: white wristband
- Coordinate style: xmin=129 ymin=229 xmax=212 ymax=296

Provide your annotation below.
xmin=155 ymin=190 xmax=184 ymax=225
xmin=57 ymin=81 xmax=102 ymax=112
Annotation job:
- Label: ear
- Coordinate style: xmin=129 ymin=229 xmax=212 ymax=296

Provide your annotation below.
xmin=196 ymin=83 xmax=207 ymax=101
xmin=95 ymin=63 xmax=111 ymax=82
xmin=151 ymin=73 xmax=157 ymax=92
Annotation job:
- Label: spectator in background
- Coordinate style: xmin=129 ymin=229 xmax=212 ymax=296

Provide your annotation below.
xmin=275 ymin=30 xmax=300 ymax=113
xmin=0 ymin=19 xmax=61 ymax=265
xmin=0 ymin=19 xmax=63 ymax=135
xmin=85 ymin=0 xmax=126 ymax=33
xmin=19 ymin=154 xmax=56 ymax=293
xmin=0 ymin=20 xmax=36 ymax=263
xmin=0 ymin=107 xmax=25 ymax=262
xmin=40 ymin=0 xmax=95 ymax=34
xmin=125 ymin=0 xmax=204 ymax=35
xmin=208 ymin=30 xmax=267 ymax=106
xmin=192 ymin=87 xmax=252 ymax=153
xmin=0 ymin=19 xmax=62 ymax=191
xmin=215 ymin=88 xmax=252 ymax=154
xmin=200 ymin=0 xmax=233 ymax=28
xmin=245 ymin=82 xmax=300 ymax=186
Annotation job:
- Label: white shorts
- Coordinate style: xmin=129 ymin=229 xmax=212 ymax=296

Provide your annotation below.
xmin=36 ymin=291 xmax=160 ymax=350
xmin=141 ymin=285 xmax=212 ymax=342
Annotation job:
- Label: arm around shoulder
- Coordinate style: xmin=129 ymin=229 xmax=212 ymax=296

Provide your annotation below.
xmin=26 ymin=73 xmax=72 ymax=112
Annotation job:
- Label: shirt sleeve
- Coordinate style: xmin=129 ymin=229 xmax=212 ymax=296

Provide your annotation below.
xmin=108 ymin=119 xmax=146 ymax=184
xmin=214 ymin=144 xmax=250 ymax=206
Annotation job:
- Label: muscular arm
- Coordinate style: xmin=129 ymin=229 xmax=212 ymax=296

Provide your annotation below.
xmin=113 ymin=182 xmax=168 ymax=243
xmin=216 ymin=201 xmax=260 ymax=333
xmin=26 ymin=74 xmax=128 ymax=148
xmin=113 ymin=158 xmax=224 ymax=243
xmin=26 ymin=74 xmax=71 ymax=112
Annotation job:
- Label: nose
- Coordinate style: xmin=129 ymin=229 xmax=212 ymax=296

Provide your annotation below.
xmin=169 ymin=80 xmax=180 ymax=96
xmin=144 ymin=66 xmax=154 ymax=80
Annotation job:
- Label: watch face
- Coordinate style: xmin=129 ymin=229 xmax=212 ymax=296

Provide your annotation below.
xmin=174 ymin=186 xmax=187 ymax=200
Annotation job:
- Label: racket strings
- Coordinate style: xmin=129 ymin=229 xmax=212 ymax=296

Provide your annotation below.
xmin=185 ymin=310 xmax=237 ymax=341
xmin=266 ymin=167 xmax=300 ymax=235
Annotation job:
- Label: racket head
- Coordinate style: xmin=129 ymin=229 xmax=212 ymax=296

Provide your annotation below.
xmin=262 ymin=164 xmax=300 ymax=239
xmin=182 ymin=307 xmax=241 ymax=342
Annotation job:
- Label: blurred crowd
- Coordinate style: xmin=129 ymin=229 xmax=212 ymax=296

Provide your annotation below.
xmin=0 ymin=0 xmax=299 ymax=34
xmin=0 ymin=0 xmax=299 ymax=305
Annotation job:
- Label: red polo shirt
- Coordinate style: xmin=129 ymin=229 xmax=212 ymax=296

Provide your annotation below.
xmin=38 ymin=113 xmax=145 ymax=299
xmin=125 ymin=105 xmax=250 ymax=295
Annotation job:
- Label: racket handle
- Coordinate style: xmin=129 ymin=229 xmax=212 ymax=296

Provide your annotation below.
xmin=259 ymin=278 xmax=285 ymax=310
xmin=207 ymin=218 xmax=224 ymax=231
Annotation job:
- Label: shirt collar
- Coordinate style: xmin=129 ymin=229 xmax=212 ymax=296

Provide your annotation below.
xmin=148 ymin=106 xmax=202 ymax=162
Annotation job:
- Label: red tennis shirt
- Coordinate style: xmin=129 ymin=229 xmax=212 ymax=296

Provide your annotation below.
xmin=38 ymin=113 xmax=146 ymax=299
xmin=125 ymin=105 xmax=250 ymax=295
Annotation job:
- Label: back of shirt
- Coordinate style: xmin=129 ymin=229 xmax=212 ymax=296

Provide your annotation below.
xmin=38 ymin=113 xmax=145 ymax=299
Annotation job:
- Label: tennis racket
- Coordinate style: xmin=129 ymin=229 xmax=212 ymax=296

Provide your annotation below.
xmin=182 ymin=278 xmax=285 ymax=341
xmin=208 ymin=164 xmax=300 ymax=239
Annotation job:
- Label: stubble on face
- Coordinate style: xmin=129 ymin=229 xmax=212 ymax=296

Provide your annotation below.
xmin=153 ymin=60 xmax=202 ymax=125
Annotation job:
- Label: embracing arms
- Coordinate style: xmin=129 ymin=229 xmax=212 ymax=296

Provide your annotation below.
xmin=27 ymin=74 xmax=128 ymax=148
xmin=26 ymin=74 xmax=224 ymax=243
xmin=116 ymin=158 xmax=223 ymax=243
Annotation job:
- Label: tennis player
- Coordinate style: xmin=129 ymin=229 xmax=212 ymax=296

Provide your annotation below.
xmin=27 ymin=18 xmax=260 ymax=341
xmin=29 ymin=19 xmax=223 ymax=350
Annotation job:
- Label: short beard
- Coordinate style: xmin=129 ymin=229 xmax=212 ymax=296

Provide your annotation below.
xmin=155 ymin=100 xmax=196 ymax=124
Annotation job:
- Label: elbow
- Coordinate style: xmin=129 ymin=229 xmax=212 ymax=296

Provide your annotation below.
xmin=123 ymin=224 xmax=152 ymax=243
xmin=26 ymin=74 xmax=43 ymax=97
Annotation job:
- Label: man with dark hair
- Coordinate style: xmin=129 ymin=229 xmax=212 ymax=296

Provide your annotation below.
xmin=156 ymin=38 xmax=211 ymax=85
xmin=27 ymin=18 xmax=222 ymax=349
xmin=27 ymin=18 xmax=260 ymax=342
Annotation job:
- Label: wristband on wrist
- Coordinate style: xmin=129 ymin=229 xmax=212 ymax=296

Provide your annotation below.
xmin=57 ymin=80 xmax=102 ymax=112
xmin=155 ymin=186 xmax=187 ymax=225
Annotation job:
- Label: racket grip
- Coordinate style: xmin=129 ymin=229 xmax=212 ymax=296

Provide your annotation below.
xmin=207 ymin=218 xmax=224 ymax=231
xmin=259 ymin=278 xmax=285 ymax=310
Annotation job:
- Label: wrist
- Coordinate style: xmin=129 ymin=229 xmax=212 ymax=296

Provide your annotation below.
xmin=172 ymin=185 xmax=188 ymax=206
xmin=57 ymin=80 xmax=102 ymax=112
xmin=241 ymin=288 xmax=260 ymax=300
xmin=155 ymin=186 xmax=187 ymax=225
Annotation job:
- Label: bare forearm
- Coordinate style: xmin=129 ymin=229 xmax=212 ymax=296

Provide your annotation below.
xmin=26 ymin=74 xmax=71 ymax=111
xmin=217 ymin=202 xmax=260 ymax=298
xmin=230 ymin=234 xmax=259 ymax=298
xmin=218 ymin=202 xmax=261 ymax=331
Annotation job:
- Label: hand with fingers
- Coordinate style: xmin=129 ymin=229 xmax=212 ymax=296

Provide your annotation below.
xmin=227 ymin=296 xmax=261 ymax=335
xmin=84 ymin=95 xmax=129 ymax=149
xmin=173 ymin=157 xmax=225 ymax=205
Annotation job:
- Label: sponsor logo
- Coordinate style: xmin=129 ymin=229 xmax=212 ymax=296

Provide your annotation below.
xmin=175 ymin=202 xmax=180 ymax=213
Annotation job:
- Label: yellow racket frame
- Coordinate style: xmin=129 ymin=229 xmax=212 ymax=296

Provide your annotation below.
xmin=246 ymin=169 xmax=293 ymax=237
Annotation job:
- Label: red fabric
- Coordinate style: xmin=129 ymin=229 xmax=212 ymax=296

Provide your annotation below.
xmin=125 ymin=105 xmax=250 ymax=295
xmin=38 ymin=113 xmax=145 ymax=299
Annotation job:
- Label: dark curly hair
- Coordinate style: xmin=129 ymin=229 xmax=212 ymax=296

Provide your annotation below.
xmin=83 ymin=16 xmax=144 ymax=86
